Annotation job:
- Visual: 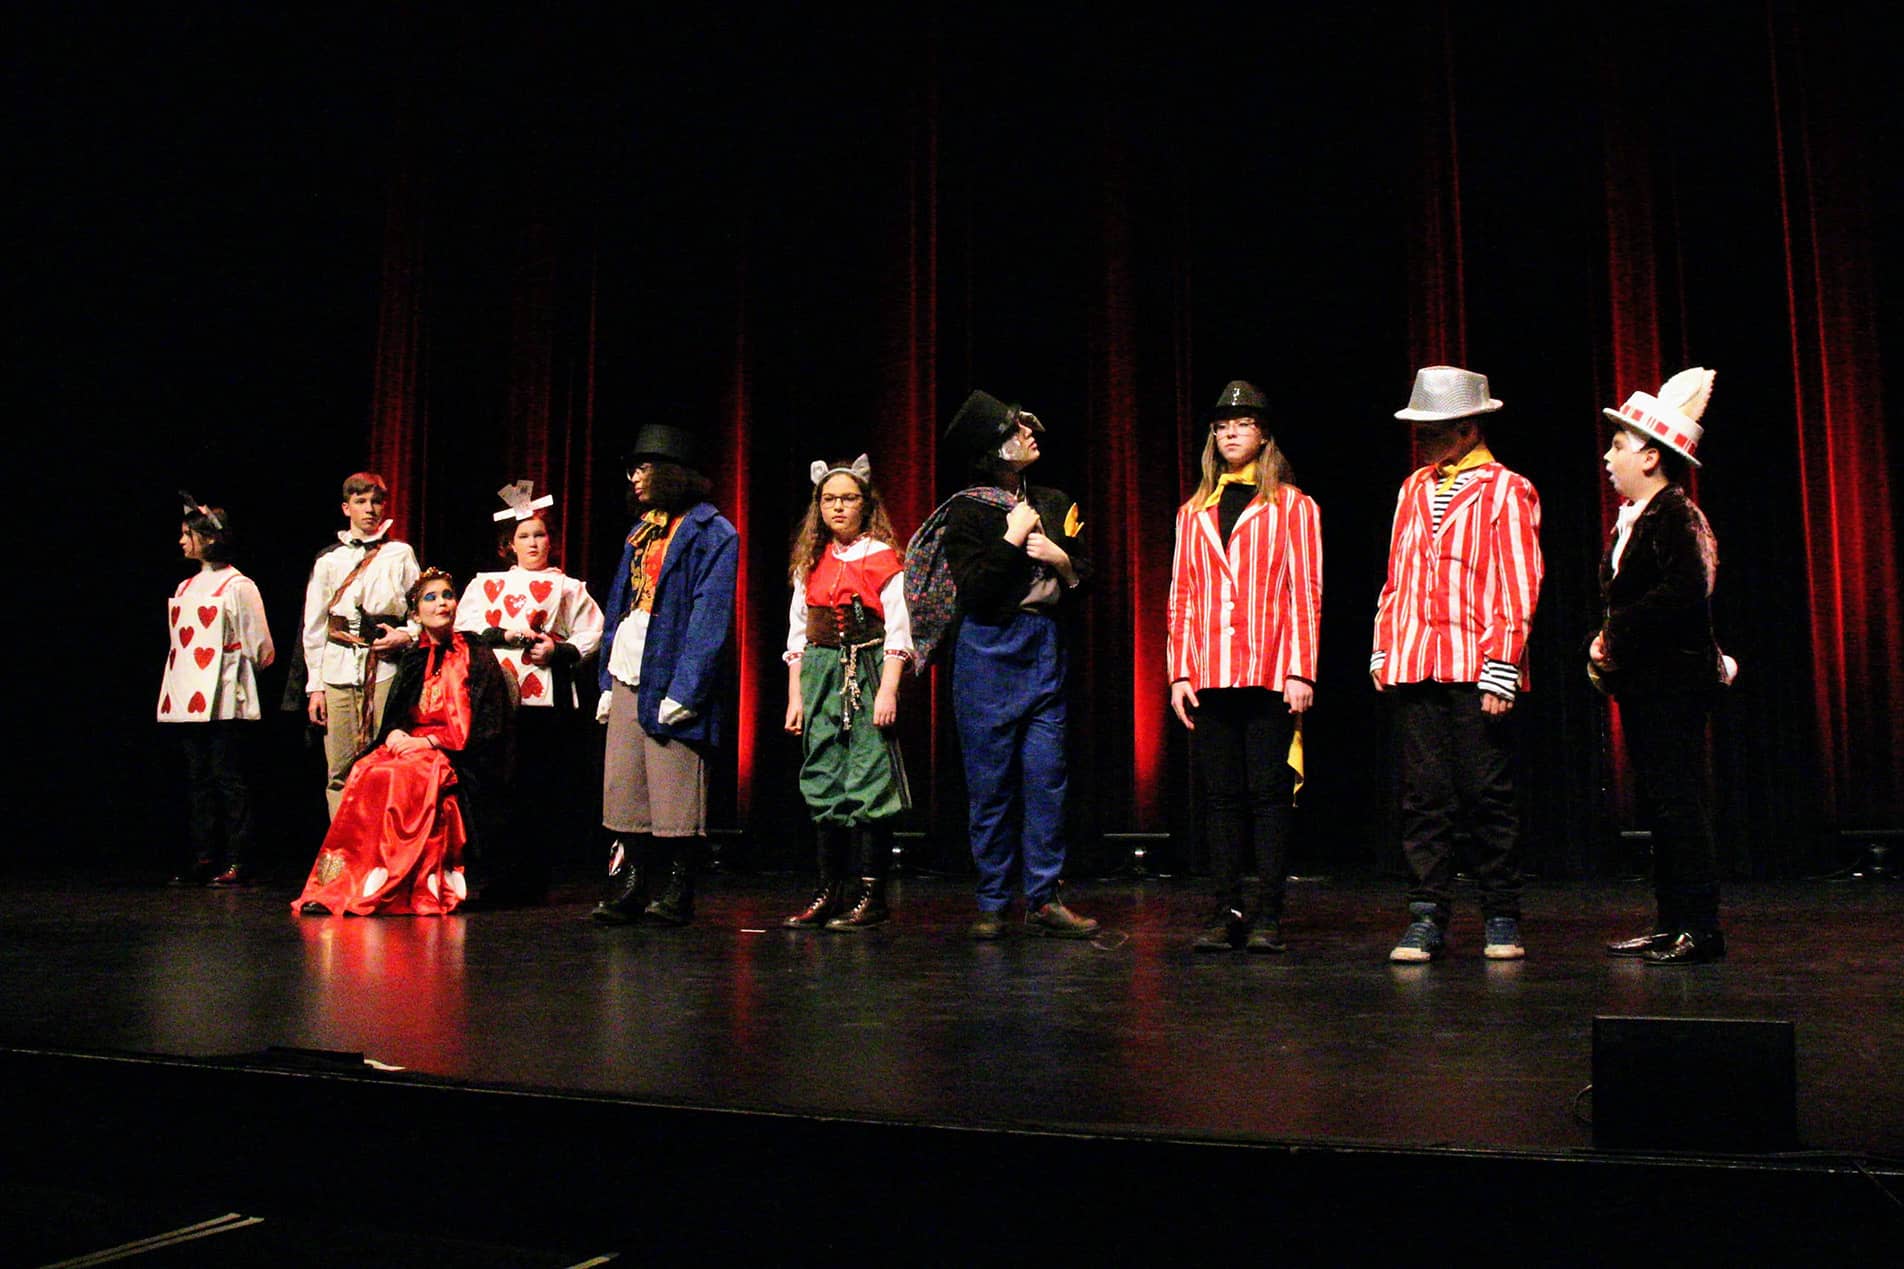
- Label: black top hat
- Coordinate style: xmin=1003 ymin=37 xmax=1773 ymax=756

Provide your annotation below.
xmin=625 ymin=423 xmax=702 ymax=471
xmin=944 ymin=390 xmax=1042 ymax=464
xmin=1207 ymin=379 xmax=1270 ymax=424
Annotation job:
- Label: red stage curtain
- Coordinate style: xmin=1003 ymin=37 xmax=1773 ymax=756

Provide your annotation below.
xmin=365 ymin=171 xmax=430 ymax=556
xmin=1767 ymin=5 xmax=1903 ymax=825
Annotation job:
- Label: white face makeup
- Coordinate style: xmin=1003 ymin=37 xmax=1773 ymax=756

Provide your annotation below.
xmin=999 ymin=421 xmax=1041 ymax=467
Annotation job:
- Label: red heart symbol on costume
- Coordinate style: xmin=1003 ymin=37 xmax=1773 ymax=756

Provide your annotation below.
xmin=168 ymin=650 xmax=177 ymax=670
xmin=194 ymin=646 xmax=215 ymax=670
xmin=519 ymin=672 xmax=546 ymax=700
xmin=500 ymin=658 xmax=519 ymax=681
xmin=162 ymin=694 xmax=172 ymax=712
xmin=168 ymin=605 xmax=180 ymax=628
xmin=483 ymin=579 xmax=505 ymax=602
xmin=527 ymin=609 xmax=548 ymax=631
xmin=187 ymin=691 xmax=208 ymax=714
xmin=503 ymin=594 xmax=526 ymax=617
xmin=179 ymin=626 xmax=195 ymax=647
xmin=485 ymin=609 xmax=503 ymax=628
xmin=198 ymin=605 xmax=218 ymax=627
xmin=529 ymin=579 xmax=554 ymax=604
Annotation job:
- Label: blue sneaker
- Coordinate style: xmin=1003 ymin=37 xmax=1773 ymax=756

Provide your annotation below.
xmin=1389 ymin=904 xmax=1447 ymax=963
xmin=1483 ymin=916 xmax=1525 ymax=960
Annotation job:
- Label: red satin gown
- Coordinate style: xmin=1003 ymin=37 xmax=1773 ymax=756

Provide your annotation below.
xmin=293 ymin=638 xmax=473 ymax=916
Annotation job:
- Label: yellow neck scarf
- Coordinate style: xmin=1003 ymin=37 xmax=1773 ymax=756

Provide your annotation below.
xmin=1203 ymin=471 xmax=1257 ymax=509
xmin=1435 ymin=443 xmax=1495 ymax=494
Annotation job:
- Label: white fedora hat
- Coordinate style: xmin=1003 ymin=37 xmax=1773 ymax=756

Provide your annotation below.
xmin=1394 ymin=365 xmax=1504 ymax=422
xmin=1603 ymin=367 xmax=1714 ymax=468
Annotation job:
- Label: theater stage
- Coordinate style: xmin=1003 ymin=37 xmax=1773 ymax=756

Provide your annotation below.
xmin=3 ymin=873 xmax=1899 ymax=1262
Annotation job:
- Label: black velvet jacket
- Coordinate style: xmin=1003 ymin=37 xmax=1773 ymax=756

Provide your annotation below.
xmin=352 ymin=633 xmax=513 ymax=850
xmin=1598 ymin=485 xmax=1722 ymax=696
xmin=942 ymin=484 xmax=1092 ymax=625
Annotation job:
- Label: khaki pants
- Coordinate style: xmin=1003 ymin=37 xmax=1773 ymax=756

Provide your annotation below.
xmin=323 ymin=678 xmax=394 ymax=819
xmin=602 ymin=679 xmax=707 ymax=837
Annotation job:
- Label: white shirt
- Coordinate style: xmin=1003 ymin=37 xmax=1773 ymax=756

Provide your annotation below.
xmin=783 ymin=538 xmax=914 ymax=663
xmin=300 ymin=528 xmax=419 ymax=689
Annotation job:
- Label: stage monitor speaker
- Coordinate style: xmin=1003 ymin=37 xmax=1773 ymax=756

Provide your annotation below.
xmin=1592 ymin=1015 xmax=1797 ymax=1151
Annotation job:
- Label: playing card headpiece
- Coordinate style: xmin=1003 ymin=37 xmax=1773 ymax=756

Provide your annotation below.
xmin=810 ymin=454 xmax=873 ymax=488
xmin=1394 ymin=366 xmax=1504 ymax=423
xmin=178 ymin=490 xmax=224 ymax=531
xmin=1602 ymin=367 xmax=1715 ymax=468
xmin=492 ymin=479 xmax=556 ymax=523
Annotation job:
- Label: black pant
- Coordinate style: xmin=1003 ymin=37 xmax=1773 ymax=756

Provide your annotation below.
xmin=1618 ymin=688 xmax=1719 ymax=931
xmin=1395 ymin=683 xmax=1521 ymax=919
xmin=178 ymin=721 xmax=257 ymax=872
xmin=1194 ymin=687 xmax=1297 ymax=921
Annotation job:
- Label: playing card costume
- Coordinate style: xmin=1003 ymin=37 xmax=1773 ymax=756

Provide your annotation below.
xmin=906 ymin=390 xmax=1098 ymax=939
xmin=1595 ymin=368 xmax=1734 ymax=965
xmin=1166 ymin=381 xmax=1322 ymax=951
xmin=1373 ymin=367 xmax=1544 ymax=961
xmin=782 ymin=455 xmax=914 ymax=931
xmin=160 ymin=498 xmax=275 ymax=885
xmin=454 ymin=481 xmax=605 ymax=903
xmin=592 ymin=423 xmax=739 ymax=928
xmin=293 ymin=571 xmax=511 ymax=917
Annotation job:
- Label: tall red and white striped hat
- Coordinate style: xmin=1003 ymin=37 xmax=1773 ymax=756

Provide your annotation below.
xmin=1603 ymin=367 xmax=1715 ymax=468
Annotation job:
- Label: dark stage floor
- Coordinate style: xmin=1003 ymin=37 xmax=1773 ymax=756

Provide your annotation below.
xmin=2 ymin=872 xmax=1899 ymax=1157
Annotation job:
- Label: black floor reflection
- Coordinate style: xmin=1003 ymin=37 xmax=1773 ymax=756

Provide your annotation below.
xmin=2 ymin=875 xmax=1899 ymax=1154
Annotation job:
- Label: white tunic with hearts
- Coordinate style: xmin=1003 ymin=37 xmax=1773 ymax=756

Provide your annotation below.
xmin=157 ymin=567 xmax=275 ymax=722
xmin=453 ymin=566 xmax=604 ymax=707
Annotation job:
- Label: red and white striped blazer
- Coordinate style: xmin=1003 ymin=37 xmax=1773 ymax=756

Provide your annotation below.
xmin=1371 ymin=463 xmax=1543 ymax=690
xmin=1166 ymin=484 xmax=1322 ymax=691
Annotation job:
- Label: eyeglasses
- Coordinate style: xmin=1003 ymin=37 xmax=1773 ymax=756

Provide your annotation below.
xmin=819 ymin=493 xmax=864 ymax=508
xmin=626 ymin=462 xmax=654 ymax=481
xmin=1211 ymin=419 xmax=1262 ymax=435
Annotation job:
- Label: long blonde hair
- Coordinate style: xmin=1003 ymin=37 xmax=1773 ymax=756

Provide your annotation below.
xmin=788 ymin=466 xmax=903 ymax=586
xmin=1186 ymin=426 xmax=1292 ymax=510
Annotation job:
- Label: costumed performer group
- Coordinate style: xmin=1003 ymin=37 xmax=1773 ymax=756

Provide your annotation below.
xmin=162 ymin=365 xmax=1732 ymax=963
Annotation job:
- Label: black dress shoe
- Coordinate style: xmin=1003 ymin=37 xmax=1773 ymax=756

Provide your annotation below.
xmin=1642 ymin=930 xmax=1727 ymax=966
xmin=298 ymin=900 xmax=331 ymax=917
xmin=1606 ymin=931 xmax=1677 ymax=957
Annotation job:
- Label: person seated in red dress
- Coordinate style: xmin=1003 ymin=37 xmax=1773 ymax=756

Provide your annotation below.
xmin=294 ymin=568 xmax=511 ymax=916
